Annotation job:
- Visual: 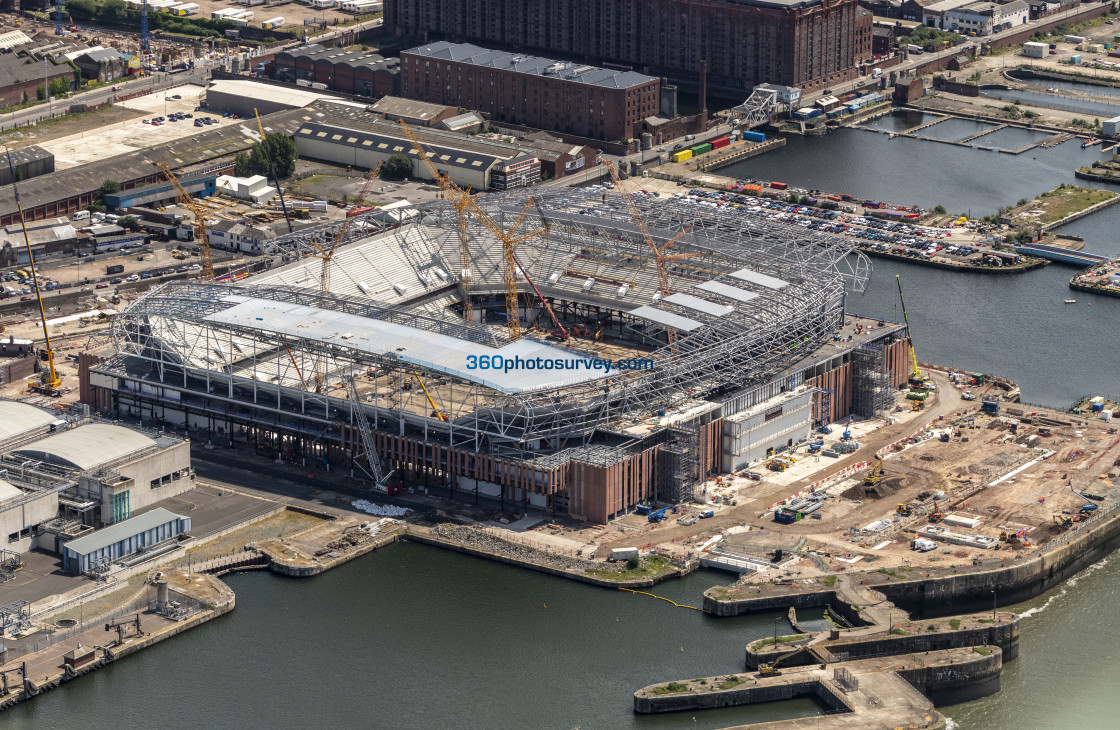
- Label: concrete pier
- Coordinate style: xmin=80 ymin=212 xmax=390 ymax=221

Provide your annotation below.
xmin=634 ymin=646 xmax=1000 ymax=728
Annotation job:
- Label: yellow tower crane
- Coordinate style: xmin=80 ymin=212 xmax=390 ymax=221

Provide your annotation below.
xmin=310 ymin=164 xmax=380 ymax=293
xmin=395 ymin=119 xmax=558 ymax=341
xmin=602 ymin=160 xmax=698 ymax=345
xmin=157 ymin=162 xmax=237 ymax=281
xmin=6 ymin=150 xmax=60 ymax=395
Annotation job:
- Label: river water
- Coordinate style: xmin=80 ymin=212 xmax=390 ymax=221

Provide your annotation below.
xmin=6 ymin=124 xmax=1120 ymax=728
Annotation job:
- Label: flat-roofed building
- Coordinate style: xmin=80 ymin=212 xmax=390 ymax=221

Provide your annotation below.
xmin=61 ymin=507 xmax=191 ymax=574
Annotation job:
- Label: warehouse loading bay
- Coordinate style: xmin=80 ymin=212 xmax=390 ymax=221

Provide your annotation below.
xmin=507 ymin=373 xmax=1120 ymax=575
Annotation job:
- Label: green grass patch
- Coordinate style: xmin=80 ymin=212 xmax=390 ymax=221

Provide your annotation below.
xmin=585 ymin=553 xmax=675 ymax=581
xmin=718 ymin=676 xmax=744 ymax=690
xmin=973 ymin=646 xmax=992 ymax=656
xmin=890 ymin=627 xmax=908 ymax=635
xmin=756 ymin=634 xmax=800 ymax=647
xmin=823 ymin=575 xmax=837 ymax=587
xmin=876 ymin=567 xmax=905 ymax=579
xmin=949 ymin=618 xmax=962 ymax=630
xmin=651 ymin=682 xmax=690 ymax=695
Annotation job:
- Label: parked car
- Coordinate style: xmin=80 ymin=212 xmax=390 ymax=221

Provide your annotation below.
xmin=96 ymin=282 xmax=109 ymax=289
xmin=110 ymin=277 xmax=123 ymax=284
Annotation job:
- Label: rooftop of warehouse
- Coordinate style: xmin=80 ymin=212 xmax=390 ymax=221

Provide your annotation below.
xmin=0 ymin=400 xmax=61 ymax=443
xmin=277 ymin=43 xmax=400 ymax=72
xmin=11 ymin=421 xmax=181 ymax=473
xmin=402 ymin=42 xmax=657 ymax=89
xmin=297 ymin=120 xmax=506 ymax=171
xmin=0 ymin=106 xmax=313 ymax=217
xmin=310 ymin=103 xmax=539 ymax=158
xmin=207 ymin=78 xmax=342 ymax=107
xmin=369 ymin=96 xmax=455 ymax=121
xmin=62 ymin=507 xmax=188 ymax=556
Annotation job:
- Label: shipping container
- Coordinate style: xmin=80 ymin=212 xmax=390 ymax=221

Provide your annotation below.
xmin=1065 ymin=35 xmax=1086 ymax=44
xmin=1023 ymin=42 xmax=1047 ymax=59
xmin=262 ymin=16 xmax=285 ymax=29
xmin=710 ymin=136 xmax=730 ymax=149
xmin=769 ymin=181 xmax=788 ymax=190
xmin=106 ymin=264 xmax=125 ymax=275
xmin=609 ymin=547 xmax=639 ymax=561
xmin=671 ymin=150 xmax=692 ymax=163
xmin=690 ymin=142 xmax=712 ymax=156
xmin=741 ymin=130 xmax=766 ymax=143
xmin=1070 ymin=54 xmax=1082 ymax=65
xmin=174 ymin=2 xmax=199 ymax=14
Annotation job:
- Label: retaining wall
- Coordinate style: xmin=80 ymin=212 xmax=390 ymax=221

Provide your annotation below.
xmin=897 ymin=647 xmax=1003 ymax=705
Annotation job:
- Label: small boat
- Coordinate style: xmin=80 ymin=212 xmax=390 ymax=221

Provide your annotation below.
xmin=1082 ymin=138 xmax=1100 ymax=148
xmin=1064 ymin=299 xmax=1077 ymax=304
xmin=1046 ymin=87 xmax=1058 ymax=93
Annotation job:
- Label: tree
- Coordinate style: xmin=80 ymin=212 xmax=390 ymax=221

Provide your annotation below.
xmin=66 ymin=0 xmax=96 ymax=20
xmin=933 ymin=205 xmax=947 ymax=215
xmin=101 ymin=0 xmax=126 ymax=24
xmin=247 ymin=132 xmax=297 ymax=178
xmin=47 ymin=77 xmax=70 ymax=98
xmin=98 ymin=180 xmax=121 ymax=198
xmin=381 ymin=154 xmax=412 ymax=179
xmin=118 ymin=215 xmax=139 ymax=231
xmin=233 ymin=151 xmax=251 ymax=177
xmin=35 ymin=85 xmax=45 ymax=101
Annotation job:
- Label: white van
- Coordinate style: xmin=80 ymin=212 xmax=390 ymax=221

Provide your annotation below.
xmin=73 ymin=210 xmax=91 ymax=221
xmin=684 ymin=134 xmax=695 ymax=141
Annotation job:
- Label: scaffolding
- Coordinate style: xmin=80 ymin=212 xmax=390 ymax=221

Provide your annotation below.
xmin=851 ymin=343 xmax=894 ymax=418
xmin=658 ymin=425 xmax=701 ymax=504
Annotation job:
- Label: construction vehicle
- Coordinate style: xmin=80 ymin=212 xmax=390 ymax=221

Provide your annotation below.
xmin=841 ymin=415 xmax=853 ymax=441
xmin=863 ymin=458 xmax=885 ymax=487
xmin=816 ymin=424 xmax=833 ymax=435
xmin=961 ymin=391 xmax=976 ymax=401
xmin=912 ymin=401 xmax=924 ymax=412
xmin=896 ymin=502 xmax=913 ymax=517
xmin=6 ymin=151 xmax=61 ymax=396
xmin=896 ymin=275 xmax=927 ymax=383
xmin=757 ymin=645 xmax=826 ymax=677
xmin=647 ymin=507 xmax=669 ymax=523
xmin=767 ymin=459 xmax=788 ymax=472
xmin=807 ymin=440 xmax=823 ymax=454
xmin=981 ymin=398 xmax=1000 ymax=414
xmin=930 ymin=503 xmax=945 ymax=522
xmin=1053 ymin=512 xmax=1074 ymax=528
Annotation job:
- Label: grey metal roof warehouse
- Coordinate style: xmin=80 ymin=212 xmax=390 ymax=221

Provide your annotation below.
xmin=13 ymin=423 xmax=157 ymax=471
xmin=60 ymin=507 xmax=188 ymax=557
xmin=297 ymin=121 xmax=505 ymax=171
xmin=404 ymin=41 xmax=657 ymax=90
xmin=0 ymin=106 xmax=313 ymax=219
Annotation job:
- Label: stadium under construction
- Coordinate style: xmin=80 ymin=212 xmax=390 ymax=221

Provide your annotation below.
xmin=83 ymin=189 xmax=911 ymax=522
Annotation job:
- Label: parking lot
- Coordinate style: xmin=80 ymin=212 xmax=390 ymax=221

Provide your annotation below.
xmin=39 ymin=84 xmax=234 ymax=169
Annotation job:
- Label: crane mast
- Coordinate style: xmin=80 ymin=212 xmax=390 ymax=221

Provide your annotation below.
xmin=895 ymin=275 xmax=925 ymax=382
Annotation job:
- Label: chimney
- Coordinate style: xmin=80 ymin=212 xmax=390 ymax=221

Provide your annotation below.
xmin=699 ymin=60 xmax=708 ymax=125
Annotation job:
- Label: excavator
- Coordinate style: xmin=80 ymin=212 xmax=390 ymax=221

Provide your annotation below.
xmin=757 ymin=645 xmax=828 ymax=677
xmin=896 ymin=502 xmax=913 ymax=517
xmin=863 ymin=458 xmax=885 ymax=487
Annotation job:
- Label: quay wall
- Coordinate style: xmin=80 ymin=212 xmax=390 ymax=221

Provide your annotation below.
xmin=705 ymin=589 xmax=839 ymax=617
xmin=897 ymin=648 xmax=1003 ymax=706
xmin=878 ymin=500 xmax=1120 ymax=616
xmin=633 ymin=679 xmax=851 ymax=715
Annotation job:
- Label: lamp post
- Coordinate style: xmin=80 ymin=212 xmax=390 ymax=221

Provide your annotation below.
xmin=991 ymin=588 xmax=997 ymax=622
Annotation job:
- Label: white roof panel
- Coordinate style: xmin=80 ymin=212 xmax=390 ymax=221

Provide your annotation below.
xmin=695 ymin=280 xmax=760 ymax=303
xmin=203 ymin=296 xmax=618 ymax=394
xmin=664 ymin=292 xmax=733 ymax=317
xmin=0 ymin=479 xmax=23 ymax=503
xmin=628 ymin=306 xmax=704 ymax=332
xmin=729 ymin=268 xmax=789 ymax=290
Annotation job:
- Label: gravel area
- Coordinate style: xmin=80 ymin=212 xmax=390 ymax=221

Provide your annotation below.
xmin=431 ymin=524 xmax=624 ymax=574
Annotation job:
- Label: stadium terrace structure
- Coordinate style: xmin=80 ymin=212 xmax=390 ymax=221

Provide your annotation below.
xmin=87 ymin=190 xmax=910 ymax=522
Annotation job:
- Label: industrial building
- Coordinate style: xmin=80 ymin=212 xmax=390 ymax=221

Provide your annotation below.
xmin=369 ymin=96 xmax=459 ymax=127
xmin=400 ymin=42 xmax=660 ymax=141
xmin=293 ymin=110 xmax=541 ymax=190
xmin=272 ymin=44 xmax=401 ymax=98
xmin=60 ymin=507 xmax=191 ymax=574
xmin=0 ymin=146 xmax=54 ymax=187
xmin=203 ymin=78 xmax=341 ymax=117
xmin=0 ymin=400 xmax=193 ymax=564
xmin=84 ymin=187 xmax=910 ymax=523
xmin=387 ymin=0 xmax=872 ymax=95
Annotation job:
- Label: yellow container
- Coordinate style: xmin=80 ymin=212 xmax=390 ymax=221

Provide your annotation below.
xmin=671 ymin=150 xmax=693 ymax=163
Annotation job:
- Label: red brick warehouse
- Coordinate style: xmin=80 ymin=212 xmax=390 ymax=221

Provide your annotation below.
xmin=386 ymin=0 xmax=871 ymax=97
xmin=400 ymin=42 xmax=660 ymax=141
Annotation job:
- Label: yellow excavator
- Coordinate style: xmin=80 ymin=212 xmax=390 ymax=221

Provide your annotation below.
xmin=758 ymin=645 xmax=828 ymax=677
xmin=864 ymin=458 xmax=885 ymax=487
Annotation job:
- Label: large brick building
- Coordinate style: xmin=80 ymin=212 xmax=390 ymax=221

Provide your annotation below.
xmin=272 ymin=44 xmax=400 ymax=98
xmin=400 ymin=42 xmax=660 ymax=141
xmin=386 ymin=0 xmax=866 ymax=95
